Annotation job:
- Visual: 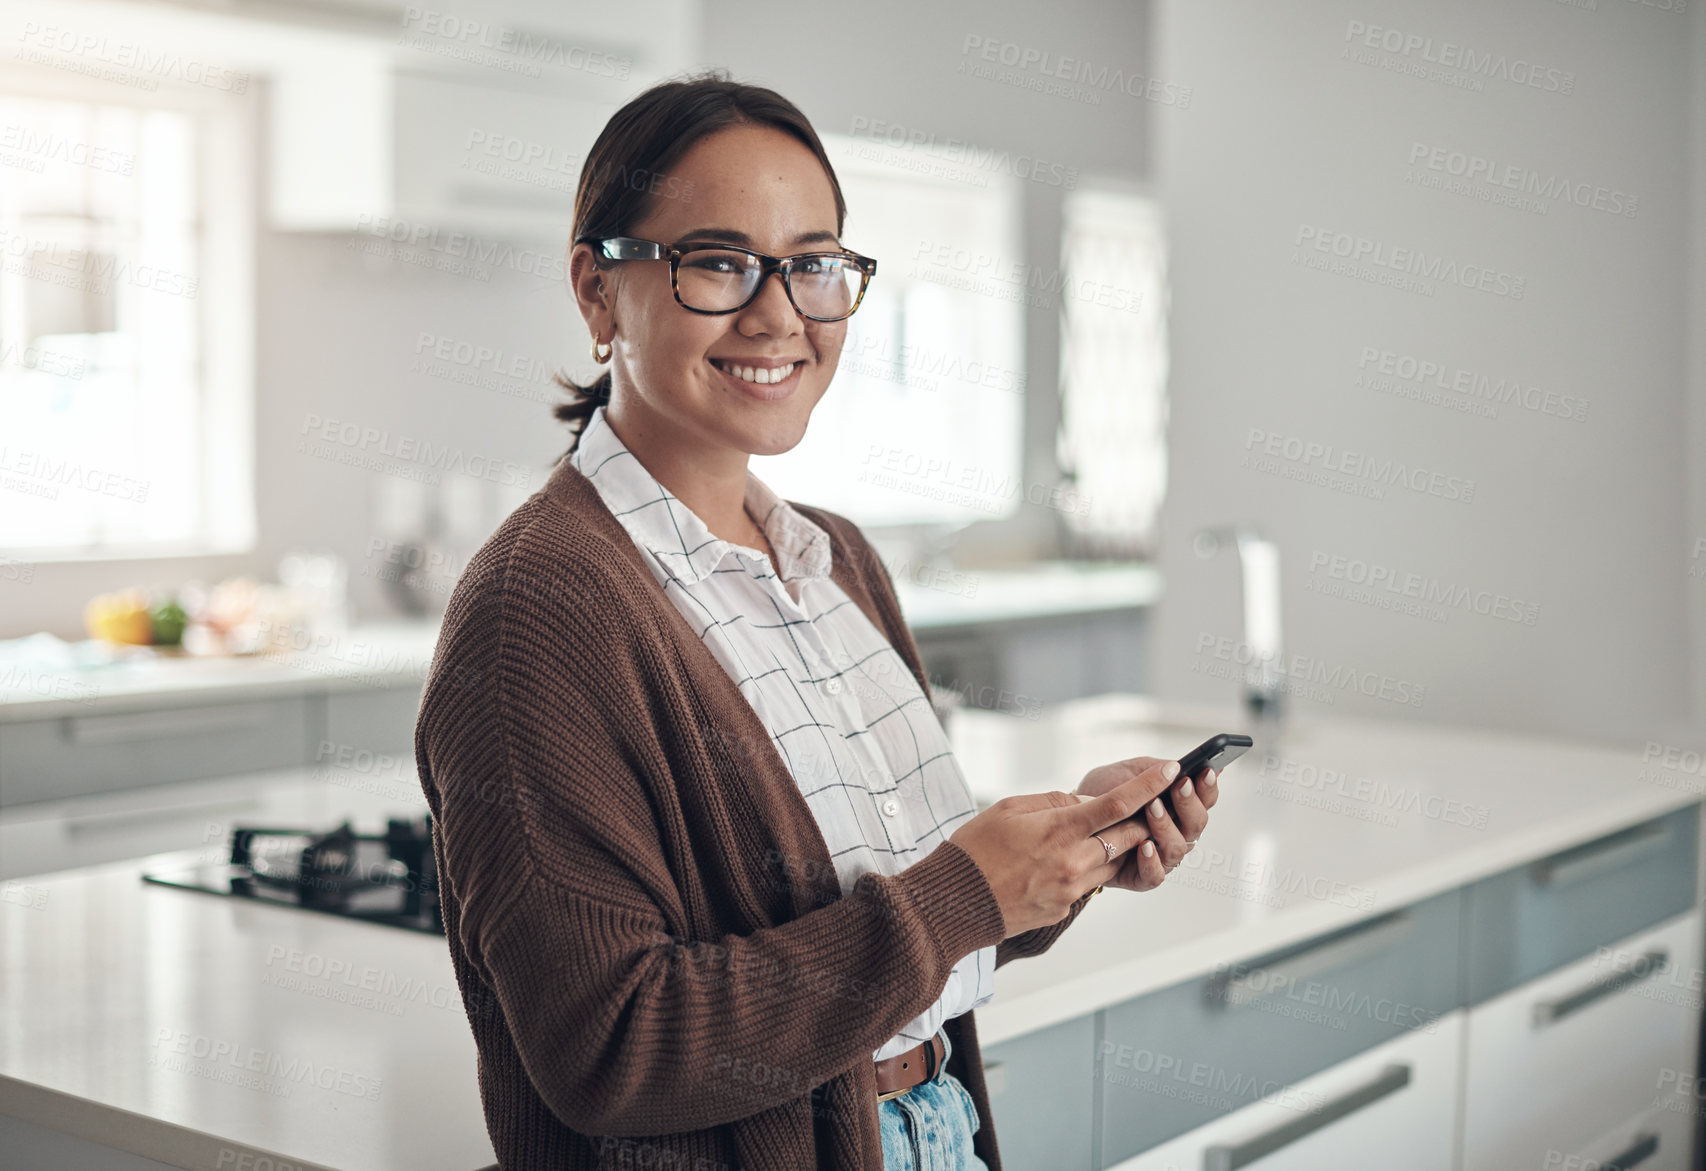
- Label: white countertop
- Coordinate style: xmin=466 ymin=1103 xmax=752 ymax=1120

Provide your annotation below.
xmin=3 ymin=694 xmax=1699 ymax=1166
xmin=0 ymin=769 xmax=495 ymax=1171
xmin=951 ymin=694 xmax=1705 ymax=1045
xmin=0 ymin=564 xmax=1159 ymax=723
xmin=0 ymin=623 xmax=440 ymax=723
xmin=891 ymin=561 xmax=1160 ymax=630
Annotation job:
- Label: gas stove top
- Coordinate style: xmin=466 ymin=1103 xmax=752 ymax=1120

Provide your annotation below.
xmin=141 ymin=814 xmax=442 ymax=934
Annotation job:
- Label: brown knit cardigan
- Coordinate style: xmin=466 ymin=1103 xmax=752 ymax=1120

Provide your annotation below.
xmin=415 ymin=450 xmax=1090 ymax=1170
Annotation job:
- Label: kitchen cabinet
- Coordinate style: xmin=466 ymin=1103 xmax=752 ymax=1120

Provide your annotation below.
xmin=1096 ymin=889 xmax=1462 ymax=1162
xmin=0 ymin=696 xmax=313 ymax=806
xmin=981 ymin=1014 xmax=1098 ymax=1171
xmin=1459 ymin=908 xmax=1702 ymax=1171
xmin=980 ymin=803 xmax=1702 ymax=1169
xmin=0 ymin=670 xmax=427 ymax=878
xmin=269 ymin=66 xmax=610 ymax=235
xmin=1105 ymin=1008 xmax=1463 ymax=1171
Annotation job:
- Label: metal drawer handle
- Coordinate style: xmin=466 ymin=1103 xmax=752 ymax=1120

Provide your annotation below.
xmin=1531 ymin=948 xmax=1668 ymax=1028
xmin=1204 ymin=911 xmax=1414 ymax=1010
xmin=1600 ymin=1131 xmax=1659 ymax=1170
xmin=1531 ymin=820 xmax=1670 ymax=888
xmin=65 ymin=704 xmax=272 ymax=746
xmin=1201 ymin=1062 xmax=1411 ymax=1171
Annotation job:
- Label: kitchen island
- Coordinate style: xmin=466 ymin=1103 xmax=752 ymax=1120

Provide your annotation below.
xmin=1 ymin=695 xmax=1700 ymax=1170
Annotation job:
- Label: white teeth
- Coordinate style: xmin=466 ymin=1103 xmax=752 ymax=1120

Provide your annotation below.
xmin=716 ymin=360 xmax=796 ymax=386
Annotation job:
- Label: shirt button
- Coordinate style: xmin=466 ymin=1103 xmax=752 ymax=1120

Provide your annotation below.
xmin=882 ymin=798 xmax=900 ymax=817
xmin=824 ymin=677 xmax=843 ymax=695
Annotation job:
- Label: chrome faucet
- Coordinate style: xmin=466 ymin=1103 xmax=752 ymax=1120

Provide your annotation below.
xmin=1194 ymin=525 xmax=1284 ymax=722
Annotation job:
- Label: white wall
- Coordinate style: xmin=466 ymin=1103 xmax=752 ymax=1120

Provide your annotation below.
xmin=1689 ymin=0 xmax=1706 ymax=743
xmin=1153 ymin=0 xmax=1698 ymax=744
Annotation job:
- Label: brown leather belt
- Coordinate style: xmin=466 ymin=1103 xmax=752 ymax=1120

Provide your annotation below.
xmin=874 ymin=1032 xmax=945 ymax=1102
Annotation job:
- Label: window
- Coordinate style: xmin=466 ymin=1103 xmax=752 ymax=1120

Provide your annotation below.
xmin=750 ymin=131 xmax=1025 ymax=528
xmin=1056 ymin=185 xmax=1169 ymax=559
xmin=0 ymin=79 xmax=253 ymax=558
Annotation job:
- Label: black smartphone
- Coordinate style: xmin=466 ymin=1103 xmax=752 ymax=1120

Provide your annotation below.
xmin=1141 ymin=732 xmax=1252 ymax=824
xmin=1175 ymin=732 xmax=1253 ymax=785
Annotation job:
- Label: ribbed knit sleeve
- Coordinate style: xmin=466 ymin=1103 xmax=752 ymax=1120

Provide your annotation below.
xmin=418 ymin=511 xmax=1012 ymax=1139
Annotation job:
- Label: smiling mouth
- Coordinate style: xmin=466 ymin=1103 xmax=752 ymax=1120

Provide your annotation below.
xmin=710 ymin=358 xmax=801 ymax=386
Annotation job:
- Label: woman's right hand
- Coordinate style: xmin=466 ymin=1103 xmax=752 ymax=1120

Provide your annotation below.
xmin=947 ymin=759 xmax=1181 ymax=938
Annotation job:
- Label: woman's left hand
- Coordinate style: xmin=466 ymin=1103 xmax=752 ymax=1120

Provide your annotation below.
xmin=1073 ymin=755 xmax=1219 ymax=891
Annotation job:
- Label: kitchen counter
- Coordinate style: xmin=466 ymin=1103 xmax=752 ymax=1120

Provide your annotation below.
xmin=0 ymin=766 xmax=493 ymax=1171
xmin=4 ymin=694 xmax=1696 ymax=1169
xmin=950 ymin=693 xmax=1705 ymax=1045
xmin=0 ymin=623 xmax=441 ymax=724
xmin=0 ymin=564 xmax=1159 ymax=723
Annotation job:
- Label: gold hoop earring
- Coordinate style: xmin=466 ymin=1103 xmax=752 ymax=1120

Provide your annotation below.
xmin=590 ymin=334 xmax=613 ymax=363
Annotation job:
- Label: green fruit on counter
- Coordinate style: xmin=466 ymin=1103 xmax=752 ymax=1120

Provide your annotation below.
xmin=150 ymin=598 xmax=188 ymax=646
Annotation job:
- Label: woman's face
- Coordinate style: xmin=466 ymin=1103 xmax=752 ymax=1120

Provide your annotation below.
xmin=573 ymin=122 xmax=850 ymax=461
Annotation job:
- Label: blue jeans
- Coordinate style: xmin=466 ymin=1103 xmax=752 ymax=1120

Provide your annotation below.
xmin=878 ymin=1030 xmax=990 ymax=1170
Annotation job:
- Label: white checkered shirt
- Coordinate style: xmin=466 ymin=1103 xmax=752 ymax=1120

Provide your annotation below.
xmin=570 ymin=404 xmax=993 ymax=1061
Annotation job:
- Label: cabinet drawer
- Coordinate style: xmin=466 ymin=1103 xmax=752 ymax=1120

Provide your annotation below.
xmin=1565 ymin=1098 xmax=1692 ymax=1171
xmin=1107 ymin=1007 xmax=1463 ymax=1171
xmin=1466 ymin=805 xmax=1698 ymax=1004
xmin=322 ymin=683 xmax=424 ymax=756
xmin=0 ymin=698 xmax=312 ymax=808
xmin=981 ymin=1014 xmax=1095 ymax=1171
xmin=1460 ymin=909 xmax=1702 ymax=1171
xmin=1098 ymin=888 xmax=1462 ymax=1161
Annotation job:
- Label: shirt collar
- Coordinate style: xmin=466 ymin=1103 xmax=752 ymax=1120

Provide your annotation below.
xmin=569 ymin=403 xmax=831 ymax=587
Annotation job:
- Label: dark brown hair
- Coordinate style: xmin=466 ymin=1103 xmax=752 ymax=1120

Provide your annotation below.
xmin=552 ymin=67 xmax=849 ymax=458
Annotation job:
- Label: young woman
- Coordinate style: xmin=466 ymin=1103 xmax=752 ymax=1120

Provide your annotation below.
xmin=415 ymin=69 xmax=1219 ymax=1171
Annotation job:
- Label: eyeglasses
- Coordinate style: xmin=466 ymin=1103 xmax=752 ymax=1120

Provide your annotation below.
xmin=581 ymin=236 xmax=878 ymax=322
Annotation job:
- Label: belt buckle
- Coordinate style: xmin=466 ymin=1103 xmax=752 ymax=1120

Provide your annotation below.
xmin=875 ymin=1032 xmax=942 ymax=1102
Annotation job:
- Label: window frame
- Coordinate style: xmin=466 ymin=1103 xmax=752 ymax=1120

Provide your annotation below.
xmin=0 ymin=63 xmax=256 ymax=562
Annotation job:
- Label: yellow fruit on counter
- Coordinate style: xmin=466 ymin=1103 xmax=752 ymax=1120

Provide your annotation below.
xmin=85 ymin=589 xmax=156 ymax=645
